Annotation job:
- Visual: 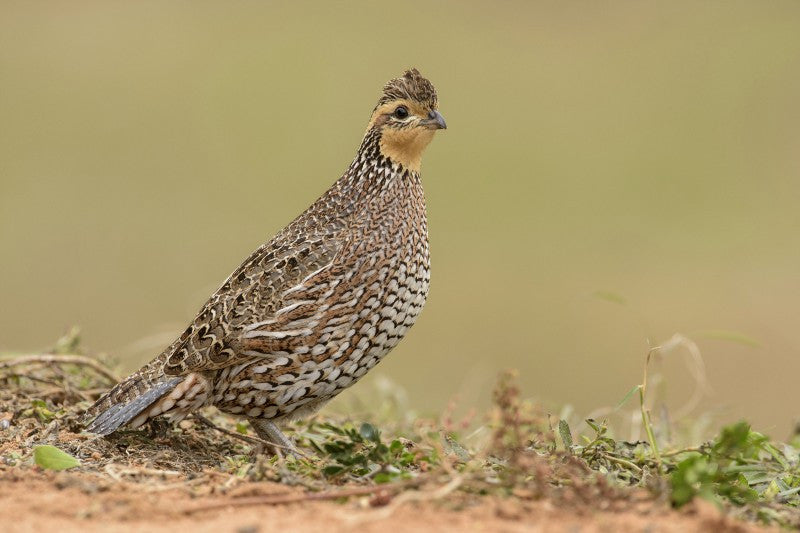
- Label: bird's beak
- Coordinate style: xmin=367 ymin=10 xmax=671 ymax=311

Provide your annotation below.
xmin=422 ymin=110 xmax=447 ymax=130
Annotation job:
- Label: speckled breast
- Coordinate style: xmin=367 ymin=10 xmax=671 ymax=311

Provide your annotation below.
xmin=210 ymin=183 xmax=430 ymax=421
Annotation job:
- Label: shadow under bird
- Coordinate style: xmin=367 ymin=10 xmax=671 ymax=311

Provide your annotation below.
xmin=84 ymin=68 xmax=446 ymax=453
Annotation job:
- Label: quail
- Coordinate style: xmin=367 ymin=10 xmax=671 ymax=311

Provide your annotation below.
xmin=85 ymin=68 xmax=446 ymax=452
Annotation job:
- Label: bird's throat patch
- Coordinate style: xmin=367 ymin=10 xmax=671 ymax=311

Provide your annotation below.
xmin=379 ymin=128 xmax=435 ymax=173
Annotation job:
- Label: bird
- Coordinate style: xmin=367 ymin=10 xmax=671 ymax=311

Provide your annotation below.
xmin=84 ymin=68 xmax=446 ymax=453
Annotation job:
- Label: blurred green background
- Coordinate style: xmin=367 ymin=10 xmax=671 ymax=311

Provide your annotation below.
xmin=2 ymin=2 xmax=799 ymax=436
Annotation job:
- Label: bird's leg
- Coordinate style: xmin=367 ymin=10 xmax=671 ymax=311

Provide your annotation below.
xmin=249 ymin=419 xmax=300 ymax=458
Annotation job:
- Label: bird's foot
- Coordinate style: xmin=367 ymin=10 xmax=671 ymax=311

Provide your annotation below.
xmin=249 ymin=418 xmax=303 ymax=459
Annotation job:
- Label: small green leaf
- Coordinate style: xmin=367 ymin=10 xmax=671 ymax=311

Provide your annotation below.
xmin=374 ymin=471 xmax=398 ymax=484
xmin=760 ymin=479 xmax=781 ymax=500
xmin=558 ymin=420 xmax=573 ymax=452
xmin=359 ymin=422 xmax=380 ymax=443
xmin=322 ymin=465 xmax=345 ymax=477
xmin=616 ymin=385 xmax=640 ymax=409
xmin=33 ymin=445 xmax=80 ymax=471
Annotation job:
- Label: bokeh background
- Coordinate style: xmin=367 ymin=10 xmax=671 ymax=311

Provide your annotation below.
xmin=2 ymin=2 xmax=799 ymax=436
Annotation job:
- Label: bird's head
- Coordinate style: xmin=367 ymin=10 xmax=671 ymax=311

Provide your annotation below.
xmin=367 ymin=68 xmax=446 ymax=173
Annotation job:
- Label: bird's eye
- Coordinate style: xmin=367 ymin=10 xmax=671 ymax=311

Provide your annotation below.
xmin=393 ymin=106 xmax=409 ymax=119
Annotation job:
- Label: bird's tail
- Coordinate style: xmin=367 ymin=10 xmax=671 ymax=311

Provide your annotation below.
xmin=84 ymin=360 xmax=181 ymax=436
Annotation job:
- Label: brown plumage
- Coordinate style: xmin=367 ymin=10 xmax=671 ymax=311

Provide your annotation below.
xmin=84 ymin=68 xmax=446 ymax=451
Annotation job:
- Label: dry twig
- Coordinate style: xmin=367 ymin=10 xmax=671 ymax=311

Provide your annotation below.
xmin=182 ymin=477 xmax=426 ymax=514
xmin=0 ymin=354 xmax=118 ymax=384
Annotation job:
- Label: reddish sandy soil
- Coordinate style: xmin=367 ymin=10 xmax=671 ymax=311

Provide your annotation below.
xmin=0 ymin=362 xmax=779 ymax=533
xmin=2 ymin=470 xmax=773 ymax=533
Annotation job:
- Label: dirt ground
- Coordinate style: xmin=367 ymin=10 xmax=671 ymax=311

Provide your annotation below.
xmin=1 ymin=470 xmax=772 ymax=533
xmin=0 ymin=353 xmax=778 ymax=533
